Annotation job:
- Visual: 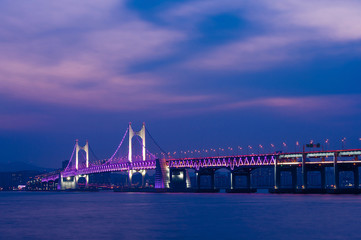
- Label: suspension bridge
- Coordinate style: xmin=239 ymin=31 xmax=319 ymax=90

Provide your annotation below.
xmin=37 ymin=123 xmax=361 ymax=193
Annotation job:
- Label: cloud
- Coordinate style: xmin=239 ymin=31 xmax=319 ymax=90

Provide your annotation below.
xmin=155 ymin=94 xmax=361 ymax=119
xmin=184 ymin=35 xmax=299 ymax=71
xmin=165 ymin=0 xmax=361 ymax=71
xmin=268 ymin=0 xmax=361 ymax=41
xmin=212 ymin=95 xmax=361 ymax=116
xmin=1 ymin=0 xmax=361 ymax=131
xmin=0 ymin=0 xmax=214 ymax=114
xmin=166 ymin=0 xmax=361 ymax=41
xmin=0 ymin=59 xmax=211 ymax=111
xmin=0 ymin=0 xmax=116 ymax=36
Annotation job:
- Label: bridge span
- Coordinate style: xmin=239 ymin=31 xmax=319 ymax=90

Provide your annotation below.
xmin=36 ymin=123 xmax=361 ymax=193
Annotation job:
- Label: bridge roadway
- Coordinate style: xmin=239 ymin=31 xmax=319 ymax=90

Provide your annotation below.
xmin=41 ymin=160 xmax=157 ymax=182
xmin=40 ymin=148 xmax=361 ymax=192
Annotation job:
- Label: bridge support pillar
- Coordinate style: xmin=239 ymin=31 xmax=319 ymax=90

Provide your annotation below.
xmin=169 ymin=169 xmax=187 ymax=190
xmin=58 ymin=175 xmax=77 ymax=190
xmin=195 ymin=170 xmax=216 ymax=190
xmin=128 ymin=170 xmax=146 ymax=188
xmin=141 ymin=170 xmax=146 ymax=187
xmin=128 ymin=170 xmax=134 ymax=187
xmin=57 ymin=173 xmax=63 ymax=190
xmin=230 ymin=170 xmax=252 ymax=190
xmin=210 ymin=171 xmax=215 ymax=190
xmin=274 ymin=160 xmax=280 ymax=189
xmin=291 ymin=168 xmax=297 ymax=190
xmin=74 ymin=175 xmax=89 ymax=189
xmin=196 ymin=172 xmax=200 ymax=189
xmin=155 ymin=159 xmax=169 ymax=189
xmin=302 ymin=154 xmax=307 ymax=189
xmin=246 ymin=171 xmax=251 ymax=189
xmin=320 ymin=168 xmax=326 ymax=189
xmin=354 ymin=167 xmax=359 ymax=189
xmin=334 ymin=154 xmax=339 ymax=189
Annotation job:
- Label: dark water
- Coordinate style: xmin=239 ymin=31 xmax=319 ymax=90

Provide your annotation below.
xmin=0 ymin=191 xmax=360 ymax=240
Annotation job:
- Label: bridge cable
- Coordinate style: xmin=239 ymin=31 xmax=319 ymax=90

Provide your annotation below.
xmin=89 ymin=145 xmax=100 ymax=162
xmin=104 ymin=127 xmax=129 ymax=164
xmin=64 ymin=143 xmax=77 ymax=172
xmin=135 ymin=136 xmax=157 ymax=159
xmin=145 ymin=126 xmax=169 ymax=156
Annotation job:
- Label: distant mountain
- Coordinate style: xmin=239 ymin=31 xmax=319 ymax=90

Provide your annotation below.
xmin=0 ymin=162 xmax=55 ymax=172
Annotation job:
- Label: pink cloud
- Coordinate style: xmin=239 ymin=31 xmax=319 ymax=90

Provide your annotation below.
xmin=167 ymin=0 xmax=361 ymax=42
xmin=213 ymin=95 xmax=361 ymax=116
xmin=151 ymin=94 xmax=361 ymax=119
xmin=166 ymin=0 xmax=361 ymax=71
xmin=183 ymin=35 xmax=299 ymax=71
xmin=0 ymin=0 xmax=215 ymax=114
xmin=268 ymin=0 xmax=361 ymax=41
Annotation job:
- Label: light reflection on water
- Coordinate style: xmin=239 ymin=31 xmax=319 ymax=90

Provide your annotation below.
xmin=0 ymin=191 xmax=360 ymax=240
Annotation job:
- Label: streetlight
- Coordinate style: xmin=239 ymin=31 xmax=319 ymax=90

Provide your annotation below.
xmin=227 ymin=147 xmax=233 ymax=155
xmin=341 ymin=137 xmax=346 ymax=150
xmin=325 ymin=139 xmax=329 ymax=151
xmin=237 ymin=146 xmax=242 ymax=155
xmin=270 ymin=144 xmax=275 ymax=153
xmin=283 ymin=142 xmax=287 ymax=153
xmin=248 ymin=145 xmax=252 ymax=155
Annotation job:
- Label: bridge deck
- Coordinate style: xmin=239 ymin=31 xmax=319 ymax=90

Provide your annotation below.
xmin=41 ymin=149 xmax=361 ymax=182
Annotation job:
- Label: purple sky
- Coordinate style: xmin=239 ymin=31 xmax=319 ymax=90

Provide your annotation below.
xmin=1 ymin=0 xmax=361 ymax=168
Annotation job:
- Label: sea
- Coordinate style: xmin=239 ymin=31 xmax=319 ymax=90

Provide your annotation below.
xmin=0 ymin=191 xmax=360 ymax=240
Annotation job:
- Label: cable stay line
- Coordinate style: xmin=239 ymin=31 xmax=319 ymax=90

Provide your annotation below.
xmin=145 ymin=126 xmax=168 ymax=156
xmin=64 ymin=143 xmax=76 ymax=172
xmin=104 ymin=127 xmax=129 ymax=165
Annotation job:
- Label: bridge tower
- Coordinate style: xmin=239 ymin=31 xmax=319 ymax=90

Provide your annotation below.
xmin=128 ymin=122 xmax=147 ymax=187
xmin=76 ymin=139 xmax=89 ymax=169
xmin=58 ymin=140 xmax=90 ymax=190
xmin=73 ymin=140 xmax=89 ymax=188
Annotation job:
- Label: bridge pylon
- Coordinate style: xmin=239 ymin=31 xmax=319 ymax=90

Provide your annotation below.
xmin=128 ymin=122 xmax=146 ymax=162
xmin=128 ymin=122 xmax=147 ymax=187
xmin=57 ymin=173 xmax=89 ymax=190
xmin=76 ymin=139 xmax=89 ymax=170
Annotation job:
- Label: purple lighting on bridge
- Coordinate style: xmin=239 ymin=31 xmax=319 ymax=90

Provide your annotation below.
xmin=168 ymin=155 xmax=276 ymax=171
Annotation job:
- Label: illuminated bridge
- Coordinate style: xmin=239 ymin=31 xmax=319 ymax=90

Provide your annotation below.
xmin=38 ymin=123 xmax=361 ymax=193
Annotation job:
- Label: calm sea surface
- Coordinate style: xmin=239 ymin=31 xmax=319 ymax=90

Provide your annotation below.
xmin=0 ymin=191 xmax=360 ymax=240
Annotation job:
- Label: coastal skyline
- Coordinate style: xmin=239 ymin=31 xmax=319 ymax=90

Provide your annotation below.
xmin=1 ymin=0 xmax=361 ymax=168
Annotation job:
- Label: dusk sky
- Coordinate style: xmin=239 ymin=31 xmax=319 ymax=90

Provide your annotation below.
xmin=1 ymin=0 xmax=361 ymax=168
